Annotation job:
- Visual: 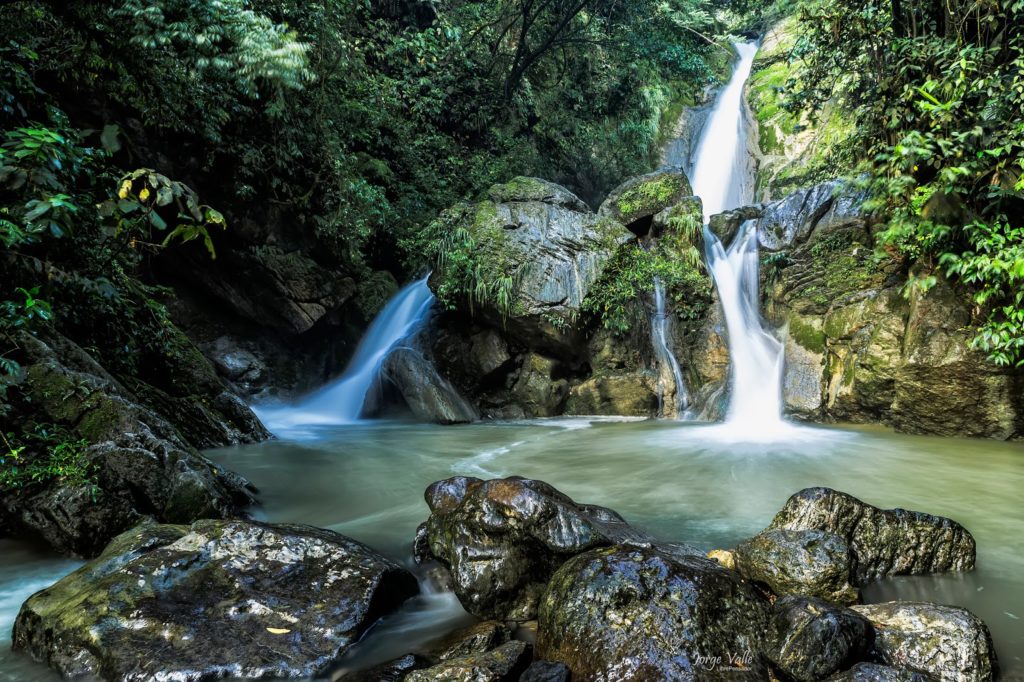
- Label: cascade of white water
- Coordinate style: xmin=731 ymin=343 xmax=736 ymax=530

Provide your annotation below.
xmin=689 ymin=41 xmax=790 ymax=433
xmin=254 ymin=276 xmax=434 ymax=431
xmin=651 ymin=277 xmax=688 ymax=417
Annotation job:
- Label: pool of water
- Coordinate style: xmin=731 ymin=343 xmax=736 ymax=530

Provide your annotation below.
xmin=2 ymin=418 xmax=1023 ymax=678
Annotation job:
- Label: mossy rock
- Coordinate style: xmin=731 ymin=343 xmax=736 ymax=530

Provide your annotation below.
xmin=598 ymin=167 xmax=692 ymax=229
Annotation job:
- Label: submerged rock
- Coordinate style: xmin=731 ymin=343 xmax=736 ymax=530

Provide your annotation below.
xmin=536 ymin=544 xmax=771 ymax=680
xmin=13 ymin=520 xmax=418 ymax=680
xmin=382 ymin=346 xmax=478 ymax=423
xmin=851 ymin=602 xmax=998 ymax=682
xmin=733 ymin=528 xmax=859 ymax=604
xmin=421 ymin=476 xmax=647 ymax=620
xmin=768 ymin=487 xmax=976 ymax=584
xmin=767 ymin=596 xmax=872 ymax=681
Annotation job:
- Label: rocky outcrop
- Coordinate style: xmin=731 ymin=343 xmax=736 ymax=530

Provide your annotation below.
xmin=1 ymin=330 xmax=264 ymax=557
xmin=13 ymin=519 xmax=419 ymax=680
xmin=852 ymin=602 xmax=998 ymax=682
xmin=536 ymin=544 xmax=771 ymax=680
xmin=381 ymin=345 xmax=478 ymax=424
xmin=598 ymin=167 xmax=692 ymax=230
xmin=419 ymin=476 xmax=648 ymax=620
xmin=429 ymin=177 xmax=630 ymax=356
xmin=767 ymin=596 xmax=873 ymax=681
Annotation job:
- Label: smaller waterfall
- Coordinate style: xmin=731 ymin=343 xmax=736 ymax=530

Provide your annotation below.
xmin=651 ymin=277 xmax=688 ymax=417
xmin=704 ymin=221 xmax=786 ymax=431
xmin=255 ymin=276 xmax=434 ymax=431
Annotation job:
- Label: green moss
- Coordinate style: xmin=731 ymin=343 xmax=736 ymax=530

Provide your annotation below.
xmin=615 ymin=175 xmax=687 ymax=222
xmin=789 ymin=314 xmax=827 ymax=354
xmin=487 ymin=177 xmax=554 ymax=204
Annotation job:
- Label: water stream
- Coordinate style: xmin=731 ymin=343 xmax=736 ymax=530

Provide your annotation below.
xmin=651 ymin=277 xmax=689 ymax=416
xmin=254 ymin=276 xmax=434 ymax=433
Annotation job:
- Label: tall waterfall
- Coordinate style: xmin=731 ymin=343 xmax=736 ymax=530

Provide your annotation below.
xmin=690 ymin=41 xmax=789 ymax=433
xmin=651 ymin=277 xmax=688 ymax=416
xmin=255 ymin=276 xmax=434 ymax=431
xmin=691 ymin=42 xmax=758 ymax=220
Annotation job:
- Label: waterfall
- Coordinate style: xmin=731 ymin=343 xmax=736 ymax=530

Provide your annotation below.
xmin=689 ymin=41 xmax=789 ymax=433
xmin=651 ymin=277 xmax=688 ymax=417
xmin=255 ymin=276 xmax=434 ymax=431
xmin=691 ymin=42 xmax=759 ymax=220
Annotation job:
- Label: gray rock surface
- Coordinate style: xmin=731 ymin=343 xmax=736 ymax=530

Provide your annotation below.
xmin=382 ymin=346 xmax=478 ymax=423
xmin=405 ymin=641 xmax=530 ymax=682
xmin=733 ymin=528 xmax=859 ymax=604
xmin=13 ymin=520 xmax=419 ymax=680
xmin=767 ymin=596 xmax=872 ymax=681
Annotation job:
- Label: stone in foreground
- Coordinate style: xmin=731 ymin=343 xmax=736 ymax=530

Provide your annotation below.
xmin=734 ymin=528 xmax=859 ymax=604
xmin=826 ymin=663 xmax=937 ymax=682
xmin=767 ymin=596 xmax=872 ymax=681
xmin=421 ymin=476 xmax=648 ymax=620
xmin=404 ymin=640 xmax=530 ymax=682
xmin=537 ymin=544 xmax=771 ymax=680
xmin=767 ymin=487 xmax=976 ymax=584
xmin=13 ymin=520 xmax=418 ymax=680
xmin=851 ymin=602 xmax=998 ymax=682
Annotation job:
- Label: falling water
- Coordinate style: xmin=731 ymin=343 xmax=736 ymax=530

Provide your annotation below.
xmin=691 ymin=42 xmax=759 ymax=220
xmin=651 ymin=277 xmax=688 ymax=417
xmin=689 ymin=41 xmax=790 ymax=434
xmin=254 ymin=276 xmax=435 ymax=432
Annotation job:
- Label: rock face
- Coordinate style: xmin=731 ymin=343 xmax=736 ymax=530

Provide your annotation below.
xmin=1 ymin=330 xmax=264 ymax=557
xmin=768 ymin=488 xmax=976 ymax=584
xmin=420 ymin=476 xmax=648 ymax=620
xmin=767 ymin=596 xmax=872 ymax=681
xmin=745 ymin=178 xmax=1024 ymax=437
xmin=733 ymin=528 xmax=859 ymax=604
xmin=13 ymin=520 xmax=419 ymax=681
xmin=852 ymin=602 xmax=998 ymax=682
xmin=536 ymin=544 xmax=771 ymax=680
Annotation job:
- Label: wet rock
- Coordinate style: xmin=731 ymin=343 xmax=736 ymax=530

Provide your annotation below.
xmin=733 ymin=528 xmax=859 ymax=604
xmin=430 ymin=621 xmax=512 ymax=661
xmin=13 ymin=520 xmax=419 ymax=680
xmin=827 ymin=663 xmax=936 ymax=682
xmin=469 ymin=329 xmax=513 ymax=378
xmin=768 ymin=487 xmax=976 ymax=584
xmin=537 ymin=544 xmax=770 ymax=680
xmin=709 ymin=204 xmax=764 ymax=247
xmin=405 ymin=640 xmax=530 ymax=682
xmin=851 ymin=602 xmax=998 ymax=682
xmin=422 ymin=476 xmax=648 ymax=620
xmin=599 ymin=166 xmax=693 ymax=231
xmin=343 ymin=654 xmax=432 ymax=681
xmin=767 ymin=596 xmax=872 ymax=681
xmin=652 ymin=195 xmax=705 ymax=239
xmin=519 ymin=661 xmax=571 ymax=682
xmin=430 ymin=177 xmax=630 ymax=355
xmin=382 ymin=346 xmax=478 ymax=424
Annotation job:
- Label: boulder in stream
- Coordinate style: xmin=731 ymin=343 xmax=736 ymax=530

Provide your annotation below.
xmin=13 ymin=520 xmax=418 ymax=680
xmin=734 ymin=528 xmax=859 ymax=604
xmin=851 ymin=602 xmax=998 ymax=682
xmin=826 ymin=663 xmax=937 ymax=682
xmin=767 ymin=487 xmax=976 ymax=584
xmin=536 ymin=544 xmax=771 ymax=679
xmin=767 ymin=595 xmax=873 ymax=681
xmin=404 ymin=640 xmax=531 ymax=682
xmin=421 ymin=476 xmax=648 ymax=620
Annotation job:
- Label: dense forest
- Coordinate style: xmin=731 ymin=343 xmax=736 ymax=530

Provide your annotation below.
xmin=0 ymin=0 xmax=1022 ymax=508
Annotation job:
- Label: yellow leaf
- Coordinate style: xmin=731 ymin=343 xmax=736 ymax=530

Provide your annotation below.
xmin=118 ymin=180 xmax=131 ymax=199
xmin=139 ymin=188 xmax=150 ymax=201
xmin=266 ymin=627 xmax=291 ymax=635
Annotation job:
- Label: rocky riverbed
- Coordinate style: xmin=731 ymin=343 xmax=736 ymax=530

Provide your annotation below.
xmin=11 ymin=470 xmax=998 ymax=681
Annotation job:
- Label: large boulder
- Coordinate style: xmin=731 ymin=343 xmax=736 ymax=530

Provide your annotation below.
xmin=851 ymin=602 xmax=998 ymax=682
xmin=758 ymin=180 xmax=841 ymax=251
xmin=767 ymin=596 xmax=872 ymax=681
xmin=733 ymin=528 xmax=859 ymax=604
xmin=430 ymin=177 xmax=631 ymax=355
xmin=1 ymin=331 xmax=261 ymax=557
xmin=598 ymin=166 xmax=693 ymax=230
xmin=536 ymin=544 xmax=771 ymax=680
xmin=13 ymin=520 xmax=418 ymax=680
xmin=421 ymin=476 xmax=648 ymax=620
xmin=564 ymin=373 xmax=659 ymax=416
xmin=767 ymin=488 xmax=976 ymax=584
